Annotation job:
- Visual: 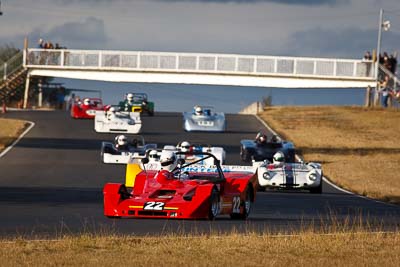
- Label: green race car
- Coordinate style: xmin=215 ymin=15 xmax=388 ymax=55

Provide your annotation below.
xmin=119 ymin=93 xmax=154 ymax=116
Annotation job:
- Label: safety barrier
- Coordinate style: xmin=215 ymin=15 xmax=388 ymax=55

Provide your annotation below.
xmin=24 ymin=49 xmax=375 ymax=80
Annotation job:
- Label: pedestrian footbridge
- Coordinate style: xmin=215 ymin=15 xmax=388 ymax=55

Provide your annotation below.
xmin=24 ymin=48 xmax=376 ymax=89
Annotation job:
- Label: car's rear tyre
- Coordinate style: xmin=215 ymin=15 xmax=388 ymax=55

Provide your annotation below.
xmin=310 ymin=178 xmax=323 ymax=194
xmin=230 ymin=185 xmax=253 ymax=220
xmin=107 ymin=216 xmax=121 ymax=219
xmin=240 ymin=146 xmax=251 ymax=162
xmin=208 ymin=187 xmax=220 ymax=220
xmin=148 ymin=110 xmax=154 ymax=116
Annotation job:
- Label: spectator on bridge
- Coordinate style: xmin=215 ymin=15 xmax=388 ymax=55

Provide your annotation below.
xmin=389 ymin=54 xmax=397 ymax=74
xmin=363 ymin=51 xmax=372 ymax=77
xmin=37 ymin=38 xmax=44 ymax=48
xmin=363 ymin=51 xmax=372 ymax=60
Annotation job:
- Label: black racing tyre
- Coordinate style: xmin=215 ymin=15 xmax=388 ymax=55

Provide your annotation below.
xmin=148 ymin=110 xmax=154 ymax=116
xmin=107 ymin=216 xmax=121 ymax=219
xmin=240 ymin=146 xmax=251 ymax=162
xmin=310 ymin=178 xmax=323 ymax=194
xmin=208 ymin=187 xmax=220 ymax=220
xmin=230 ymin=185 xmax=253 ymax=220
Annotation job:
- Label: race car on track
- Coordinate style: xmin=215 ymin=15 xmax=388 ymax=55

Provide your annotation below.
xmin=70 ymin=97 xmax=107 ymax=119
xmin=119 ymin=93 xmax=154 ymax=116
xmin=101 ymin=135 xmax=157 ymax=164
xmin=103 ymin=151 xmax=258 ymax=220
xmin=94 ymin=106 xmax=142 ymax=134
xmin=183 ymin=105 xmax=225 ymax=132
xmin=163 ymin=141 xmax=226 ymax=165
xmin=257 ymin=152 xmax=323 ymax=194
xmin=240 ymin=133 xmax=295 ymax=163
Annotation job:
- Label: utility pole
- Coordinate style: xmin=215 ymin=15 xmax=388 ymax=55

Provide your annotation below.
xmin=375 ymin=8 xmax=383 ymax=81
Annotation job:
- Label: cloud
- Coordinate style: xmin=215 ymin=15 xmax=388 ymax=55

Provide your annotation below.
xmin=286 ymin=27 xmax=400 ymax=58
xmin=44 ymin=17 xmax=108 ymax=48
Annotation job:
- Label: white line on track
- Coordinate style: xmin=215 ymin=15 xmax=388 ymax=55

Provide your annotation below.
xmin=253 ymin=114 xmax=399 ymax=207
xmin=0 ymin=121 xmax=35 ymax=159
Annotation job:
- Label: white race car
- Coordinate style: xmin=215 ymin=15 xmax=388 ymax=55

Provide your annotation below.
xmin=257 ymin=161 xmax=323 ymax=193
xmin=101 ymin=135 xmax=157 ymax=164
xmin=163 ymin=141 xmax=226 ymax=165
xmin=94 ymin=108 xmax=141 ymax=134
xmin=183 ymin=105 xmax=225 ymax=132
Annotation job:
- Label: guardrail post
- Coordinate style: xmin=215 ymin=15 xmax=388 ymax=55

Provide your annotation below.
xmin=333 ymin=60 xmax=337 ymax=76
xmin=23 ymin=73 xmax=30 ymax=109
xmin=365 ymin=85 xmax=371 ymax=107
xmin=60 ymin=50 xmax=65 ymax=66
xmin=3 ymin=62 xmax=7 ymax=80
xmin=293 ymin=58 xmax=297 ymax=75
xmin=38 ymin=80 xmax=42 ymax=108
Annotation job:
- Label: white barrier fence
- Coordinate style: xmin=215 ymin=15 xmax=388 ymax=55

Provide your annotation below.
xmin=24 ymin=49 xmax=375 ymax=80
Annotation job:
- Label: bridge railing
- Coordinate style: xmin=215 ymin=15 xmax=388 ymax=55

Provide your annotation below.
xmin=1 ymin=51 xmax=23 ymax=83
xmin=24 ymin=48 xmax=375 ymax=80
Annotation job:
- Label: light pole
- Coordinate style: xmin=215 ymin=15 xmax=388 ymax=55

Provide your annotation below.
xmin=375 ymin=8 xmax=391 ymax=81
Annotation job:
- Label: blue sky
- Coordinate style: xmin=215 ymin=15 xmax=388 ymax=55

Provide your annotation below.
xmin=1 ymin=0 xmax=399 ymax=58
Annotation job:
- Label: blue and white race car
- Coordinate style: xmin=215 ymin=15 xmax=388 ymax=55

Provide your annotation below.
xmin=183 ymin=105 xmax=225 ymax=132
xmin=257 ymin=159 xmax=323 ymax=194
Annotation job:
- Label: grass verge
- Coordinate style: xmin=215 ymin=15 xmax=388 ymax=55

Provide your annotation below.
xmin=258 ymin=106 xmax=400 ymax=204
xmin=0 ymin=118 xmax=28 ymax=153
xmin=0 ymin=231 xmax=399 ymax=266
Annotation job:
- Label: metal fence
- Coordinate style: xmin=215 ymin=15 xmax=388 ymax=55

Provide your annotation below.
xmin=0 ymin=51 xmax=23 ymax=83
xmin=25 ymin=49 xmax=375 ymax=80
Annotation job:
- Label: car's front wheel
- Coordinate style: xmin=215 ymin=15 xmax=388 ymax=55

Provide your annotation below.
xmin=208 ymin=187 xmax=220 ymax=220
xmin=310 ymin=178 xmax=323 ymax=194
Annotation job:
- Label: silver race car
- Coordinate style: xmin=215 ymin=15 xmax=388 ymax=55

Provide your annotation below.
xmin=183 ymin=105 xmax=225 ymax=132
xmin=257 ymin=160 xmax=323 ymax=193
xmin=94 ymin=106 xmax=142 ymax=134
xmin=101 ymin=135 xmax=157 ymax=164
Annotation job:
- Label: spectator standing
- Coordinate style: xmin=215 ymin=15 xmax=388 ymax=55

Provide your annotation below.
xmin=379 ymin=75 xmax=391 ymax=108
xmin=37 ymin=38 xmax=44 ymax=48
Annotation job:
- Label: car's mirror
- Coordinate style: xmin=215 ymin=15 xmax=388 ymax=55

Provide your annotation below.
xmin=141 ymin=158 xmax=149 ymax=164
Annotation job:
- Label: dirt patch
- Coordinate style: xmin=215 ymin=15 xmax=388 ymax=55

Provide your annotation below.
xmin=0 ymin=118 xmax=29 ymax=152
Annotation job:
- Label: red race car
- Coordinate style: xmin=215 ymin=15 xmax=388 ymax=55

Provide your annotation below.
xmin=103 ymin=151 xmax=258 ymax=220
xmin=70 ymin=97 xmax=107 ymax=119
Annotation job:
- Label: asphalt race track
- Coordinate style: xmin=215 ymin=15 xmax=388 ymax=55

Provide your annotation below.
xmin=0 ymin=111 xmax=399 ymax=237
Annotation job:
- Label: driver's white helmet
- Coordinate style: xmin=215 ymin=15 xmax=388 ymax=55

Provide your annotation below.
xmin=149 ymin=150 xmax=160 ymax=161
xmin=273 ymin=151 xmax=285 ymax=164
xmin=160 ymin=150 xmax=177 ymax=171
xmin=180 ymin=141 xmax=191 ymax=152
xmin=83 ymin=98 xmax=90 ymax=105
xmin=116 ymin=135 xmax=128 ymax=146
xmin=195 ymin=106 xmax=203 ymax=115
xmin=127 ymin=93 xmax=134 ymax=103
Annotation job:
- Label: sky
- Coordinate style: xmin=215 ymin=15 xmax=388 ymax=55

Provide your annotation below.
xmin=0 ymin=0 xmax=399 ymax=58
xmin=0 ymin=0 xmax=399 ymax=112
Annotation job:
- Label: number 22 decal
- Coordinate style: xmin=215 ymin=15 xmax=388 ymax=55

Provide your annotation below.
xmin=232 ymin=196 xmax=241 ymax=213
xmin=144 ymin=202 xmax=165 ymax=210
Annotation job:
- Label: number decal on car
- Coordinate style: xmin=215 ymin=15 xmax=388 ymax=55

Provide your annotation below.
xmin=144 ymin=202 xmax=165 ymax=210
xmin=232 ymin=196 xmax=241 ymax=213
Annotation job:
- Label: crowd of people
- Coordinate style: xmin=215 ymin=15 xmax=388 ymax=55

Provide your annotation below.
xmin=364 ymin=50 xmax=400 ymax=108
xmin=37 ymin=38 xmax=66 ymax=50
